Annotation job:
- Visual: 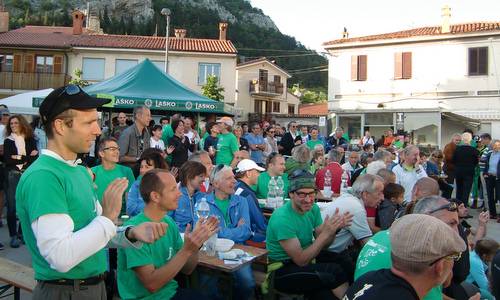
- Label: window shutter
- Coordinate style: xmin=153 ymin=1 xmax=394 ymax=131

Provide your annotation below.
xmin=394 ymin=52 xmax=402 ymax=79
xmin=402 ymin=52 xmax=412 ymax=79
xmin=24 ymin=54 xmax=34 ymax=73
xmin=351 ymin=55 xmax=358 ymax=81
xmin=478 ymin=47 xmax=488 ymax=75
xmin=53 ymin=55 xmax=63 ymax=74
xmin=13 ymin=54 xmax=22 ymax=72
xmin=468 ymin=48 xmax=478 ymax=75
xmin=358 ymin=55 xmax=367 ymax=81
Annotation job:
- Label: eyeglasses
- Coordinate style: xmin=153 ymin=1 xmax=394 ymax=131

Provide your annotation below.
xmin=58 ymin=84 xmax=82 ymax=98
xmin=427 ymin=202 xmax=458 ymax=215
xmin=103 ymin=146 xmax=120 ymax=152
xmin=294 ymin=190 xmax=317 ymax=199
xmin=429 ymin=252 xmax=462 ymax=266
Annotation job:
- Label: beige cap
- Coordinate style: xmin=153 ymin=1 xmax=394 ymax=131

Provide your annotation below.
xmin=390 ymin=214 xmax=466 ymax=264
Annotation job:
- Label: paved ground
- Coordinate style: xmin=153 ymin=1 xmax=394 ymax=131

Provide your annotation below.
xmin=0 ymin=206 xmax=499 ymax=299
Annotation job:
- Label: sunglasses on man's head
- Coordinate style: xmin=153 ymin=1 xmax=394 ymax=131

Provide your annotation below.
xmin=427 ymin=202 xmax=458 ymax=215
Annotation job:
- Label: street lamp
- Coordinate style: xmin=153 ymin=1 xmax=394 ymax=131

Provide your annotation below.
xmin=161 ymin=8 xmax=171 ymax=74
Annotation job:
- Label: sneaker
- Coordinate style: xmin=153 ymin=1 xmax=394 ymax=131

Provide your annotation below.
xmin=0 ymin=242 xmax=4 ymax=250
xmin=10 ymin=237 xmax=20 ymax=248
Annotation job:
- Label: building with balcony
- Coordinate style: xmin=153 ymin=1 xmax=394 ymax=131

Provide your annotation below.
xmin=323 ymin=6 xmax=500 ymax=147
xmin=235 ymin=57 xmax=299 ymax=122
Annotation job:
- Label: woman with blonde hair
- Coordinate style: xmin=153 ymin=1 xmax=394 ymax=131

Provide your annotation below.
xmin=453 ymin=132 xmax=480 ymax=206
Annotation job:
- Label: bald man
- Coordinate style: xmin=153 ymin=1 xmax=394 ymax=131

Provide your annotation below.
xmin=411 ymin=177 xmax=440 ymax=201
xmin=111 ymin=112 xmax=129 ymax=140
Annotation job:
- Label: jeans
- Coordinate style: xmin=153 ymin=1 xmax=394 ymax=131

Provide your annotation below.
xmin=6 ymin=170 xmax=22 ymax=238
xmin=456 ymin=174 xmax=474 ymax=207
xmin=199 ymin=264 xmax=255 ymax=300
xmin=486 ymin=175 xmax=500 ymax=218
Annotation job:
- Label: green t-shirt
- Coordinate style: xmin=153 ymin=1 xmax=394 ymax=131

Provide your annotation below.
xmin=306 ymin=139 xmax=323 ymax=150
xmin=118 ymin=213 xmax=183 ymax=300
xmin=355 ymin=230 xmax=443 ymax=300
xmin=255 ymin=172 xmax=289 ymax=200
xmin=91 ymin=164 xmax=135 ymax=203
xmin=215 ymin=132 xmax=239 ymax=166
xmin=16 ymin=155 xmax=107 ymax=280
xmin=214 ymin=197 xmax=231 ymax=226
xmin=266 ymin=201 xmax=322 ymax=262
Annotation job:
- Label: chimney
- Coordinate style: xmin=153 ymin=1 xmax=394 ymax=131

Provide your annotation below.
xmin=441 ymin=5 xmax=451 ymax=34
xmin=72 ymin=10 xmax=85 ymax=35
xmin=87 ymin=15 xmax=103 ymax=34
xmin=342 ymin=27 xmax=349 ymax=39
xmin=0 ymin=4 xmax=9 ymax=33
xmin=174 ymin=28 xmax=187 ymax=38
xmin=219 ymin=22 xmax=228 ymax=40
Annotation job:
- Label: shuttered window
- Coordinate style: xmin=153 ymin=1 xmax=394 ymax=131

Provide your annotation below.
xmin=53 ymin=55 xmax=63 ymax=74
xmin=468 ymin=47 xmax=488 ymax=76
xmin=394 ymin=52 xmax=412 ymax=79
xmin=35 ymin=56 xmax=53 ymax=73
xmin=288 ymin=104 xmax=295 ymax=114
xmin=351 ymin=55 xmax=367 ymax=81
xmin=0 ymin=54 xmax=13 ymax=72
xmin=272 ymin=101 xmax=280 ymax=113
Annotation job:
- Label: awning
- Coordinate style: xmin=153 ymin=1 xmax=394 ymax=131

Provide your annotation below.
xmin=442 ymin=112 xmax=481 ymax=127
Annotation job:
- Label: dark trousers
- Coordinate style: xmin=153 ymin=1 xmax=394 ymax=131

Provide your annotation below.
xmin=273 ymin=251 xmax=350 ymax=300
xmin=33 ymin=281 xmax=107 ymax=300
xmin=486 ymin=175 xmax=500 ymax=218
xmin=6 ymin=170 xmax=22 ymax=237
xmin=456 ymin=174 xmax=474 ymax=207
xmin=439 ymin=180 xmax=454 ymax=199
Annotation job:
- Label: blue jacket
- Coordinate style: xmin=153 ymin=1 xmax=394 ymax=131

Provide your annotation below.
xmin=170 ymin=186 xmax=200 ymax=232
xmin=194 ymin=192 xmax=252 ymax=244
xmin=466 ymin=250 xmax=494 ymax=300
xmin=235 ymin=180 xmax=267 ymax=242
xmin=127 ymin=178 xmax=144 ymax=217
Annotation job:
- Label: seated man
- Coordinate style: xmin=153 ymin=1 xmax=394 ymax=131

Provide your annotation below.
xmin=345 ymin=214 xmax=466 ymax=300
xmin=194 ymin=165 xmax=254 ymax=299
xmin=355 ymin=195 xmax=467 ymax=300
xmin=316 ymin=148 xmax=344 ymax=194
xmin=321 ymin=174 xmax=384 ymax=281
xmin=255 ymin=153 xmax=289 ymax=199
xmin=234 ymin=159 xmax=267 ymax=242
xmin=266 ymin=169 xmax=352 ymax=299
xmin=117 ymin=169 xmax=218 ymax=300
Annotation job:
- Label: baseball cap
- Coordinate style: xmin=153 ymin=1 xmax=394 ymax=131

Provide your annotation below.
xmin=216 ymin=116 xmax=234 ymax=127
xmin=289 ymin=169 xmax=316 ymax=192
xmin=39 ymin=84 xmax=110 ymax=124
xmin=390 ymin=214 xmax=466 ymax=264
xmin=0 ymin=106 xmax=10 ymax=117
xmin=235 ymin=159 xmax=265 ymax=173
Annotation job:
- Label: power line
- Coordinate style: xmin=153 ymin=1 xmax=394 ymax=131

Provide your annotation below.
xmin=237 ymin=47 xmax=320 ymax=53
xmin=287 ymin=65 xmax=329 ymax=72
xmin=244 ymin=53 xmax=325 ymax=59
xmin=289 ymin=69 xmax=328 ymax=75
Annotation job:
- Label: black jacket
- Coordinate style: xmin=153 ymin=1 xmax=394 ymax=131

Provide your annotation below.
xmin=168 ymin=135 xmax=195 ymax=168
xmin=452 ymin=145 xmax=479 ymax=176
xmin=3 ymin=137 xmax=38 ymax=172
xmin=279 ymin=132 xmax=300 ymax=156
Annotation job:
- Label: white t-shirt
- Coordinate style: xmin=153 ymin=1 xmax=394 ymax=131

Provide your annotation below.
xmin=150 ymin=137 xmax=165 ymax=151
xmin=322 ymin=193 xmax=372 ymax=253
xmin=392 ymin=164 xmax=428 ymax=203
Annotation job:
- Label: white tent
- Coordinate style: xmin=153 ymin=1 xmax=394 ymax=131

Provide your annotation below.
xmin=0 ymin=88 xmax=53 ymax=115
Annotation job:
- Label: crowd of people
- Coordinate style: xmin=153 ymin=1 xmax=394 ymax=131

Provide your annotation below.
xmin=1 ymin=84 xmax=500 ymax=300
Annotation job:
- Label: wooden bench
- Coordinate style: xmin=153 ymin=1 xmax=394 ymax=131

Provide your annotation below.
xmin=0 ymin=257 xmax=36 ymax=300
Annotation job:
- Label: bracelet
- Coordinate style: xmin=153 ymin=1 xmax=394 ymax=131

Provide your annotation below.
xmin=125 ymin=227 xmax=138 ymax=243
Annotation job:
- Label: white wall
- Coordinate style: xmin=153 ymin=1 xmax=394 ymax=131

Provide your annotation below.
xmin=68 ymin=49 xmax=237 ymax=104
xmin=327 ymin=36 xmax=500 ymax=112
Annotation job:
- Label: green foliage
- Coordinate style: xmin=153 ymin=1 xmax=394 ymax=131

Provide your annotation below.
xmin=201 ymin=75 xmax=225 ymax=101
xmin=68 ymin=68 xmax=89 ymax=87
xmin=290 ymin=84 xmax=327 ymax=104
xmin=6 ymin=0 xmax=327 ymax=89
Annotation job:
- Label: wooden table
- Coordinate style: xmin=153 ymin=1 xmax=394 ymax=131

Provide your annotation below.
xmin=195 ymin=244 xmax=268 ymax=299
xmin=0 ymin=257 xmax=36 ymax=300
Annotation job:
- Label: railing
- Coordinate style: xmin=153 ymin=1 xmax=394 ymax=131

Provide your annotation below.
xmin=0 ymin=71 xmax=71 ymax=90
xmin=249 ymin=80 xmax=284 ymax=95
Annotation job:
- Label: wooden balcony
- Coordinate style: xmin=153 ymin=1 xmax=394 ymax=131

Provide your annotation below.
xmin=249 ymin=80 xmax=284 ymax=96
xmin=0 ymin=71 xmax=71 ymax=90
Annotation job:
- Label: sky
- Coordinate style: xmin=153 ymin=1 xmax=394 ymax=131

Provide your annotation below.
xmin=249 ymin=0 xmax=500 ymax=52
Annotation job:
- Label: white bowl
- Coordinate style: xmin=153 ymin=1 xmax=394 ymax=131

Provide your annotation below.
xmin=215 ymin=238 xmax=234 ymax=252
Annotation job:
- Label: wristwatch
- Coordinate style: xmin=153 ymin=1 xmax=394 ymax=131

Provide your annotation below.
xmin=124 ymin=226 xmax=138 ymax=243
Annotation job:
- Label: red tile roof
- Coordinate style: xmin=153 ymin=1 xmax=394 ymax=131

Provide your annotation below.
xmin=0 ymin=26 xmax=237 ymax=54
xmin=299 ymin=103 xmax=328 ymax=115
xmin=323 ymin=22 xmax=500 ymax=46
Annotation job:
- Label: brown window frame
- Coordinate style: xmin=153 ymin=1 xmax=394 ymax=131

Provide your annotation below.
xmin=394 ymin=52 xmax=412 ymax=79
xmin=288 ymin=104 xmax=295 ymax=114
xmin=351 ymin=55 xmax=367 ymax=81
xmin=272 ymin=101 xmax=280 ymax=113
xmin=468 ymin=47 xmax=488 ymax=76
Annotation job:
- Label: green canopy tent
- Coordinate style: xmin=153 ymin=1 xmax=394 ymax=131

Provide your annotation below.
xmin=33 ymin=59 xmax=234 ymax=116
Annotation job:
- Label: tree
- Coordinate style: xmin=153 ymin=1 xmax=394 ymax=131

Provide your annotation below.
xmin=201 ymin=75 xmax=224 ymax=101
xmin=68 ymin=69 xmax=89 ymax=87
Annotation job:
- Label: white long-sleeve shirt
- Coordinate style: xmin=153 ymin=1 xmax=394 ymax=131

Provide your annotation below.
xmin=32 ymin=149 xmax=140 ymax=273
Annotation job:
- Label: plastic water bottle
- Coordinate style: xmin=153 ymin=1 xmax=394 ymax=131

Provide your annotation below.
xmin=196 ymin=197 xmax=210 ymax=220
xmin=275 ymin=176 xmax=285 ymax=207
xmin=340 ymin=170 xmax=349 ymax=194
xmin=205 ymin=231 xmax=218 ymax=256
xmin=323 ymin=169 xmax=332 ymax=198
xmin=267 ymin=177 xmax=277 ymax=208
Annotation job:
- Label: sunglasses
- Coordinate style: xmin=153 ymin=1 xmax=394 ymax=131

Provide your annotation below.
xmin=58 ymin=84 xmax=81 ymax=97
xmin=427 ymin=202 xmax=458 ymax=215
xmin=42 ymin=84 xmax=82 ymax=123
xmin=429 ymin=252 xmax=462 ymax=266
